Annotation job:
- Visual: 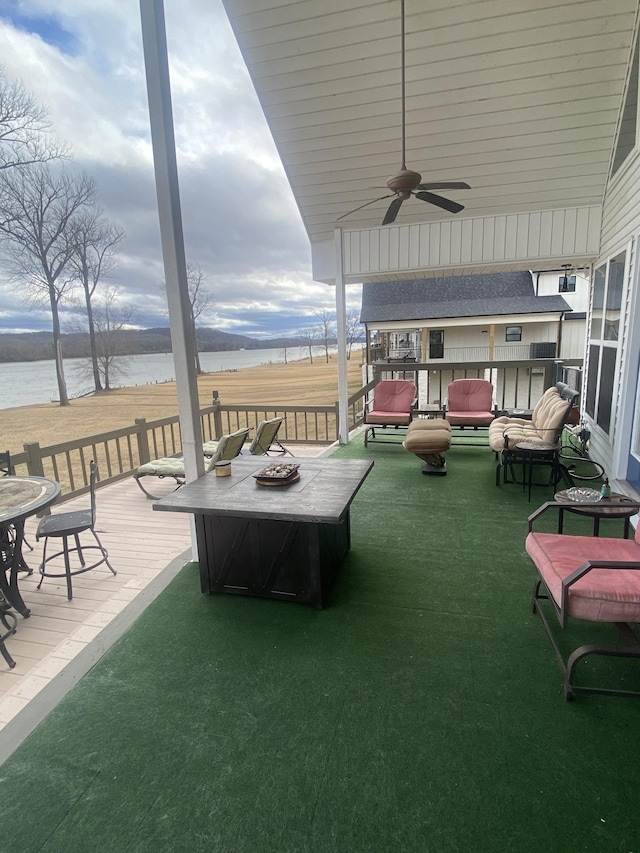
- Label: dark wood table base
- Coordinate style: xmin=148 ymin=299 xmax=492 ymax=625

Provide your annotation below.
xmin=196 ymin=513 xmax=350 ymax=609
xmin=155 ymin=457 xmax=373 ymax=611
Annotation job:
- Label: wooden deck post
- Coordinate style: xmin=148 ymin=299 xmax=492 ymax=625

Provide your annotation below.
xmin=135 ymin=418 xmax=151 ymax=465
xmin=23 ymin=442 xmax=45 ymax=477
xmin=212 ymin=391 xmax=223 ymax=439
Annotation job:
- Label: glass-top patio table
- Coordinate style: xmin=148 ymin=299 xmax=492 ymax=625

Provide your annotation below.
xmin=154 ymin=456 xmax=373 ymax=608
xmin=0 ymin=475 xmax=61 ymax=618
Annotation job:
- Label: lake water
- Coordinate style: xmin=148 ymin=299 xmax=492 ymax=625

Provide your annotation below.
xmin=0 ymin=346 xmax=338 ymax=410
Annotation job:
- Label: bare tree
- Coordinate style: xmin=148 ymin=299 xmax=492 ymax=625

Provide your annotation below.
xmin=0 ymin=67 xmax=66 ymax=174
xmin=0 ymin=164 xmax=96 ymax=405
xmin=161 ymin=262 xmax=213 ymax=374
xmin=90 ymin=288 xmax=136 ymax=390
xmin=345 ymin=310 xmax=363 ymax=359
xmin=313 ymin=308 xmax=335 ymax=363
xmin=187 ymin=263 xmax=213 ymax=374
xmin=68 ymin=209 xmax=124 ymax=392
xmin=299 ymin=326 xmax=318 ymax=363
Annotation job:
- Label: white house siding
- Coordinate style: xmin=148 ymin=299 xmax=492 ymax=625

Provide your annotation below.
xmin=335 ymin=207 xmax=602 ymax=283
xmin=589 ymin=143 xmax=640 ymax=481
xmin=559 ymin=318 xmax=586 ymax=361
xmin=371 ymin=318 xmax=562 ymax=361
xmin=535 ymin=271 xmax=591 ymax=313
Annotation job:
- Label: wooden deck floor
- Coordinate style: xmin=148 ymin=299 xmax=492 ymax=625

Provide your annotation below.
xmin=0 ymin=445 xmax=329 ymax=742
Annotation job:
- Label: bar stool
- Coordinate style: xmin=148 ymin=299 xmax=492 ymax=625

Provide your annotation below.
xmin=36 ymin=461 xmax=116 ymax=601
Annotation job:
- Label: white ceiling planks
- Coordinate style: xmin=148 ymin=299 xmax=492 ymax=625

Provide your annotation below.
xmin=222 ymin=0 xmax=637 ymax=250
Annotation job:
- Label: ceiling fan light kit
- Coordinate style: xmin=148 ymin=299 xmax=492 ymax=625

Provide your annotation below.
xmin=338 ymin=0 xmax=471 ymax=226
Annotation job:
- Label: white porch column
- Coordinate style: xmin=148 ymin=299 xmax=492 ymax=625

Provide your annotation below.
xmin=335 ymin=228 xmax=349 ymax=444
xmin=140 ymin=0 xmax=204 ymax=555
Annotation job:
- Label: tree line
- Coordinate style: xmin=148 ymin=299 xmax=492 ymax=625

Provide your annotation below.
xmin=0 ymin=327 xmax=335 ymax=364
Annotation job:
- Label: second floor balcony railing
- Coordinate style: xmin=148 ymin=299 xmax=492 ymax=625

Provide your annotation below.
xmin=372 ymin=343 xmax=550 ymax=363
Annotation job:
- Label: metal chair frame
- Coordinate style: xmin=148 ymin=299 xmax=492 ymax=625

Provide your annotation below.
xmin=36 ymin=460 xmax=116 ymax=601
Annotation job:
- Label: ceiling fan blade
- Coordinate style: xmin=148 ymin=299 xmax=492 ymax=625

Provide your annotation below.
xmin=382 ymin=197 xmax=404 ymax=225
xmin=415 ymin=191 xmax=465 ymax=214
xmin=417 ymin=182 xmax=471 ymax=191
xmin=337 ymin=194 xmax=395 ymax=221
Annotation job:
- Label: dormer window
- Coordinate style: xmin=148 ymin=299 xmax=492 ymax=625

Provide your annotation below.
xmin=559 ymin=275 xmax=576 ymax=293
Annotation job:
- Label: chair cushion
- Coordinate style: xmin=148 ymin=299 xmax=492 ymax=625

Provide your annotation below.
xmin=447 ymin=379 xmax=494 ymax=416
xmin=366 ymin=409 xmax=412 ymax=426
xmin=365 ymin=380 xmax=416 ymax=427
xmin=404 ymin=419 xmax=452 ymax=454
xmin=136 ymin=457 xmax=185 ymax=477
xmin=526 ymin=531 xmax=640 ymax=622
xmin=372 ymin=380 xmax=416 ymax=412
xmin=447 ymin=410 xmax=495 ymax=426
xmin=488 ymin=387 xmax=570 ymax=451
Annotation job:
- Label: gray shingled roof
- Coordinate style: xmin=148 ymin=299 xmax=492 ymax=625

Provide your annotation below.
xmin=360 ymin=272 xmax=571 ymax=323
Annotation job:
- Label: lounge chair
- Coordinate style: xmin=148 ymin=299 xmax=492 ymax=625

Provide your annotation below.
xmin=246 ymin=417 xmax=289 ymax=455
xmin=202 ymin=418 xmax=288 ymax=457
xmin=134 ymin=427 xmax=250 ymax=499
xmin=363 ymin=379 xmax=417 ymax=446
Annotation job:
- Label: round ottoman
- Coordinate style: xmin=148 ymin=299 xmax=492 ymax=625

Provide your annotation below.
xmin=403 ymin=419 xmax=452 ymax=475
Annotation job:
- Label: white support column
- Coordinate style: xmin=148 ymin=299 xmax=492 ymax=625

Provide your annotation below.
xmin=335 ymin=228 xmax=349 ymax=444
xmin=139 ymin=0 xmax=203 ymax=555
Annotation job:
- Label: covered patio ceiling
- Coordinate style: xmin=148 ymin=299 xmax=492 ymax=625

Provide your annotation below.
xmin=222 ymin=0 xmax=638 ymax=278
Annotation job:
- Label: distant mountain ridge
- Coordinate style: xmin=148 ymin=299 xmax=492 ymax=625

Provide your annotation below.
xmin=0 ymin=328 xmax=302 ymax=363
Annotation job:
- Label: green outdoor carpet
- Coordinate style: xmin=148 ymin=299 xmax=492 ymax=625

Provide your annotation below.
xmin=2 ymin=436 xmax=640 ymax=852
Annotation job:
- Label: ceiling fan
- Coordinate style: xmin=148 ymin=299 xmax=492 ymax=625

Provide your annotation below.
xmin=338 ymin=0 xmax=470 ymax=226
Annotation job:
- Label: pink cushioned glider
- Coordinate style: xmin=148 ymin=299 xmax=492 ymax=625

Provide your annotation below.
xmin=364 ymin=379 xmax=417 ymax=446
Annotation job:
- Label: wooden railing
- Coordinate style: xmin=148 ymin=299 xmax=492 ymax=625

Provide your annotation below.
xmin=9 ymin=394 xmax=342 ymax=503
xmin=8 ymin=358 xmax=581 ymax=504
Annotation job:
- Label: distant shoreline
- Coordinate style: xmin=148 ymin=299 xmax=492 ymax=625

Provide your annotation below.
xmin=0 ymin=346 xmax=345 ymax=410
xmin=0 ymin=327 xmax=327 ymax=364
xmin=1 ymin=353 xmax=365 ymax=455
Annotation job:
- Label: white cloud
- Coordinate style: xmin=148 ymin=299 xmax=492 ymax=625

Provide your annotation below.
xmin=0 ymin=0 xmax=358 ymax=337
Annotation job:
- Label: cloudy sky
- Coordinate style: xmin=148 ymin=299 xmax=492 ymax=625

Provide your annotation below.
xmin=0 ymin=0 xmax=361 ymax=339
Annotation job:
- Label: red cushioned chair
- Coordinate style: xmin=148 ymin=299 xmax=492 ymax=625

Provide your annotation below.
xmin=526 ymin=501 xmax=640 ymax=700
xmin=364 ymin=379 xmax=417 ymax=447
xmin=442 ymin=378 xmax=497 ymax=444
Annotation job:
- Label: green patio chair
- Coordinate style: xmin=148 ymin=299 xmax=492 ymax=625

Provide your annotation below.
xmin=203 ymin=418 xmax=289 ymax=457
xmin=246 ymin=417 xmax=289 ymax=456
xmin=134 ymin=427 xmax=250 ymax=500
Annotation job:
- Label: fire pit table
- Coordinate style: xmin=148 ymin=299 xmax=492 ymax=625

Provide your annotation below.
xmin=154 ymin=456 xmax=373 ymax=609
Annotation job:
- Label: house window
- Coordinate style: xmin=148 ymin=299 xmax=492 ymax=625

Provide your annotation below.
xmin=428 ymin=329 xmax=444 ymax=359
xmin=505 ymin=326 xmax=522 ymax=342
xmin=559 ymin=275 xmax=576 ymax=293
xmin=584 ymin=250 xmax=626 ymax=436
